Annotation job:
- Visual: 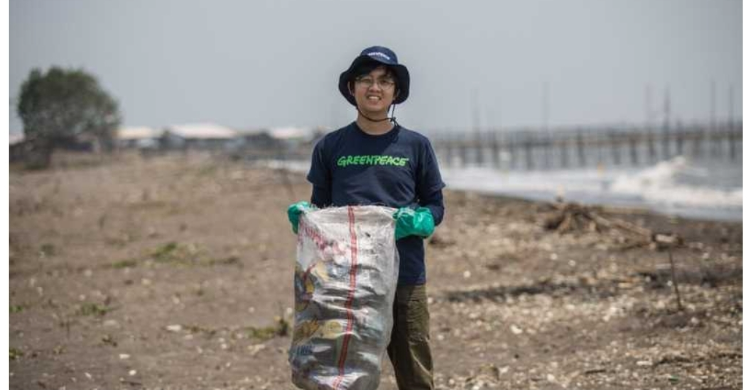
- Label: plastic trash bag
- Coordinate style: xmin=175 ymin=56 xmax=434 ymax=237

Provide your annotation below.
xmin=289 ymin=205 xmax=399 ymax=390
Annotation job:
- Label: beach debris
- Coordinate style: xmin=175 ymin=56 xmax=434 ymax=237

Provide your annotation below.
xmin=165 ymin=324 xmax=182 ymax=332
xmin=545 ymin=202 xmax=648 ymax=236
xmin=101 ymin=334 xmax=118 ymax=347
xmin=464 ymin=364 xmax=503 ymax=389
xmin=510 ymin=325 xmax=523 ymax=335
xmin=247 ymin=344 xmax=266 ymax=356
xmin=428 ymin=232 xmax=456 ymax=248
xmin=652 ymin=232 xmax=684 ymax=251
xmin=103 ymin=319 xmax=120 ymax=327
xmin=544 ymin=202 xmax=685 ymax=250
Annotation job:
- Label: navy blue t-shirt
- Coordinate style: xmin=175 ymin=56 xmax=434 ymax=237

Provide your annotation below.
xmin=306 ymin=122 xmax=446 ymax=285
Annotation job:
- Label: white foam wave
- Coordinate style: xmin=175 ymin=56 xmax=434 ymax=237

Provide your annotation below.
xmin=611 ymin=156 xmax=743 ymax=209
xmin=442 ymin=167 xmax=609 ymax=197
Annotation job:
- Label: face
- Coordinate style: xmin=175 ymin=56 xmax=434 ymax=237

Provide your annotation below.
xmin=351 ymin=66 xmax=397 ymax=117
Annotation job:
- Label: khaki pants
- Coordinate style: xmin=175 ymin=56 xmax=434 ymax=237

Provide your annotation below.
xmin=387 ymin=284 xmax=434 ymax=390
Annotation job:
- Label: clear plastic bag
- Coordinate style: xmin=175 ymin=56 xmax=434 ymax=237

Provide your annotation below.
xmin=289 ymin=206 xmax=399 ymax=390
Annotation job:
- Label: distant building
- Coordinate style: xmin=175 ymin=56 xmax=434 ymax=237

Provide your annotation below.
xmin=117 ymin=126 xmax=163 ymax=150
xmin=237 ymin=128 xmax=282 ymax=150
xmin=9 ymin=133 xmax=24 ymax=146
xmin=9 ymin=133 xmax=28 ymax=162
xmin=267 ymin=126 xmax=312 ymax=142
xmin=228 ymin=126 xmax=320 ymax=160
xmin=162 ymin=123 xmax=240 ymax=151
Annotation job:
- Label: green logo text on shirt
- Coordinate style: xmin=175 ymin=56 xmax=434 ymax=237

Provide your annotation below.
xmin=337 ymin=155 xmax=409 ymax=168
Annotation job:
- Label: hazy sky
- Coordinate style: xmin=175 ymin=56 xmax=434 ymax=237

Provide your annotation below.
xmin=10 ymin=0 xmax=742 ymax=133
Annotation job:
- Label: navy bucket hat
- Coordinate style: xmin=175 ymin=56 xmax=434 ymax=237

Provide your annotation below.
xmin=338 ymin=46 xmax=410 ymax=106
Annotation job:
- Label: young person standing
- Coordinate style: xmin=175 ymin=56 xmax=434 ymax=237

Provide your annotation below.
xmin=288 ymin=46 xmax=445 ymax=390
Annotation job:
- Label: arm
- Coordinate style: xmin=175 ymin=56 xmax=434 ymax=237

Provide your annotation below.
xmin=418 ymin=188 xmax=444 ymax=226
xmin=416 ymin=138 xmax=446 ymax=225
xmin=311 ymin=185 xmax=332 ymax=208
xmin=307 ymin=138 xmax=332 ymax=208
xmin=394 ymin=137 xmax=446 ymax=240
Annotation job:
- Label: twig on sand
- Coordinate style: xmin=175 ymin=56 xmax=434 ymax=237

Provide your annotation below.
xmin=667 ymin=248 xmax=684 ymax=311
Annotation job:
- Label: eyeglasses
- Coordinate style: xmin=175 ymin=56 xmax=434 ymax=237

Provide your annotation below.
xmin=355 ymin=76 xmax=396 ymax=90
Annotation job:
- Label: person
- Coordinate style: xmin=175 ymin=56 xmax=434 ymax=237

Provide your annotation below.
xmin=287 ymin=46 xmax=445 ymax=390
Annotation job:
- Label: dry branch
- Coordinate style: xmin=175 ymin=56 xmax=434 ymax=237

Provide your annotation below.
xmin=545 ymin=202 xmax=682 ymax=249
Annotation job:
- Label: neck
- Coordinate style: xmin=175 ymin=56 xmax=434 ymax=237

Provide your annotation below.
xmin=357 ymin=108 xmax=394 ymax=135
xmin=356 ymin=112 xmax=394 ymax=135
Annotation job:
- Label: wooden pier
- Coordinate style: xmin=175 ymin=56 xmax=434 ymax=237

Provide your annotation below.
xmin=430 ymin=121 xmax=742 ymax=170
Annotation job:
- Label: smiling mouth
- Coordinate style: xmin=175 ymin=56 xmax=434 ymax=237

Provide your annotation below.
xmin=366 ymin=95 xmax=381 ymax=101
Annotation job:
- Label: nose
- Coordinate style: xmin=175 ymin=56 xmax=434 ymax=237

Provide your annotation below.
xmin=367 ymin=81 xmax=382 ymax=92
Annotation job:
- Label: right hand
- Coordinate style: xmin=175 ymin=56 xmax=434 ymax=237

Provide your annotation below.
xmin=393 ymin=207 xmax=435 ymax=240
xmin=287 ymin=201 xmax=313 ymax=234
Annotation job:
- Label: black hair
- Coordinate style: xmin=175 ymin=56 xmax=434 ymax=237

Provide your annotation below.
xmin=347 ymin=60 xmax=399 ymax=93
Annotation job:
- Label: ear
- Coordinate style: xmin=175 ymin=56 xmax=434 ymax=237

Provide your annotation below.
xmin=348 ymin=82 xmax=354 ymax=95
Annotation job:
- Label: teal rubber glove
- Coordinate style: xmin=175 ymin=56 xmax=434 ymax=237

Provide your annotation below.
xmin=393 ymin=207 xmax=435 ymax=240
xmin=287 ymin=201 xmax=313 ymax=234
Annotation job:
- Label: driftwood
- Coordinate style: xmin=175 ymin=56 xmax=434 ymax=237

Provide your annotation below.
xmin=544 ymin=202 xmax=683 ymax=249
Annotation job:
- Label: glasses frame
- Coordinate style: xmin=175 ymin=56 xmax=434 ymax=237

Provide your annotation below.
xmin=354 ymin=76 xmax=396 ymax=90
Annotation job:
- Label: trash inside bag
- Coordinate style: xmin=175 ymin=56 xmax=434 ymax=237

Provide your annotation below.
xmin=289 ymin=206 xmax=399 ymax=390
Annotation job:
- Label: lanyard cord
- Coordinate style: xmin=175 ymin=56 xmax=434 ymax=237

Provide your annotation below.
xmin=356 ymin=104 xmax=398 ymax=125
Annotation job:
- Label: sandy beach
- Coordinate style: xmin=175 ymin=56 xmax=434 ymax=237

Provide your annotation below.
xmin=9 ymin=152 xmax=742 ymax=390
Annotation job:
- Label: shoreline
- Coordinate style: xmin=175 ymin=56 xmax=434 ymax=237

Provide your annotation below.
xmin=10 ymin=153 xmax=742 ymax=389
xmin=450 ymin=187 xmax=742 ymax=224
xmin=260 ymin=156 xmax=743 ymax=224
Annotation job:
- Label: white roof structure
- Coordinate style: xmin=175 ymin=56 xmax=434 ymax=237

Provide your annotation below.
xmin=9 ymin=133 xmax=25 ymax=145
xmin=267 ymin=126 xmax=312 ymax=140
xmin=165 ymin=123 xmax=238 ymax=139
xmin=118 ymin=126 xmax=163 ymax=140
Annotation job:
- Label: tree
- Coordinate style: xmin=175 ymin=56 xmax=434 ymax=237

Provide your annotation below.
xmin=16 ymin=67 xmax=122 ymax=168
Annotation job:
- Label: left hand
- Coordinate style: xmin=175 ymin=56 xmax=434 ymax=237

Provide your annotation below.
xmin=287 ymin=201 xmax=314 ymax=234
xmin=393 ymin=207 xmax=435 ymax=240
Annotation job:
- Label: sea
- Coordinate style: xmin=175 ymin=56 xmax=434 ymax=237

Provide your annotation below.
xmin=275 ymin=155 xmax=742 ymax=223
xmin=441 ymin=156 xmax=742 ymax=222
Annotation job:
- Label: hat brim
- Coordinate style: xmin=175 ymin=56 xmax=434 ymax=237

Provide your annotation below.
xmin=338 ymin=55 xmax=410 ymax=106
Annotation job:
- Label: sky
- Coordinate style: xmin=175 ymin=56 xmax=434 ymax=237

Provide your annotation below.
xmin=9 ymin=0 xmax=743 ymax=134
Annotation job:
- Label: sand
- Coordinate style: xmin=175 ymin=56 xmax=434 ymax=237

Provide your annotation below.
xmin=9 ymin=152 xmax=742 ymax=389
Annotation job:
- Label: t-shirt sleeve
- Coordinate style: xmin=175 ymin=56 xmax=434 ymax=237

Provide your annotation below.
xmin=416 ymin=138 xmax=446 ymax=196
xmin=306 ymin=138 xmax=330 ymax=189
